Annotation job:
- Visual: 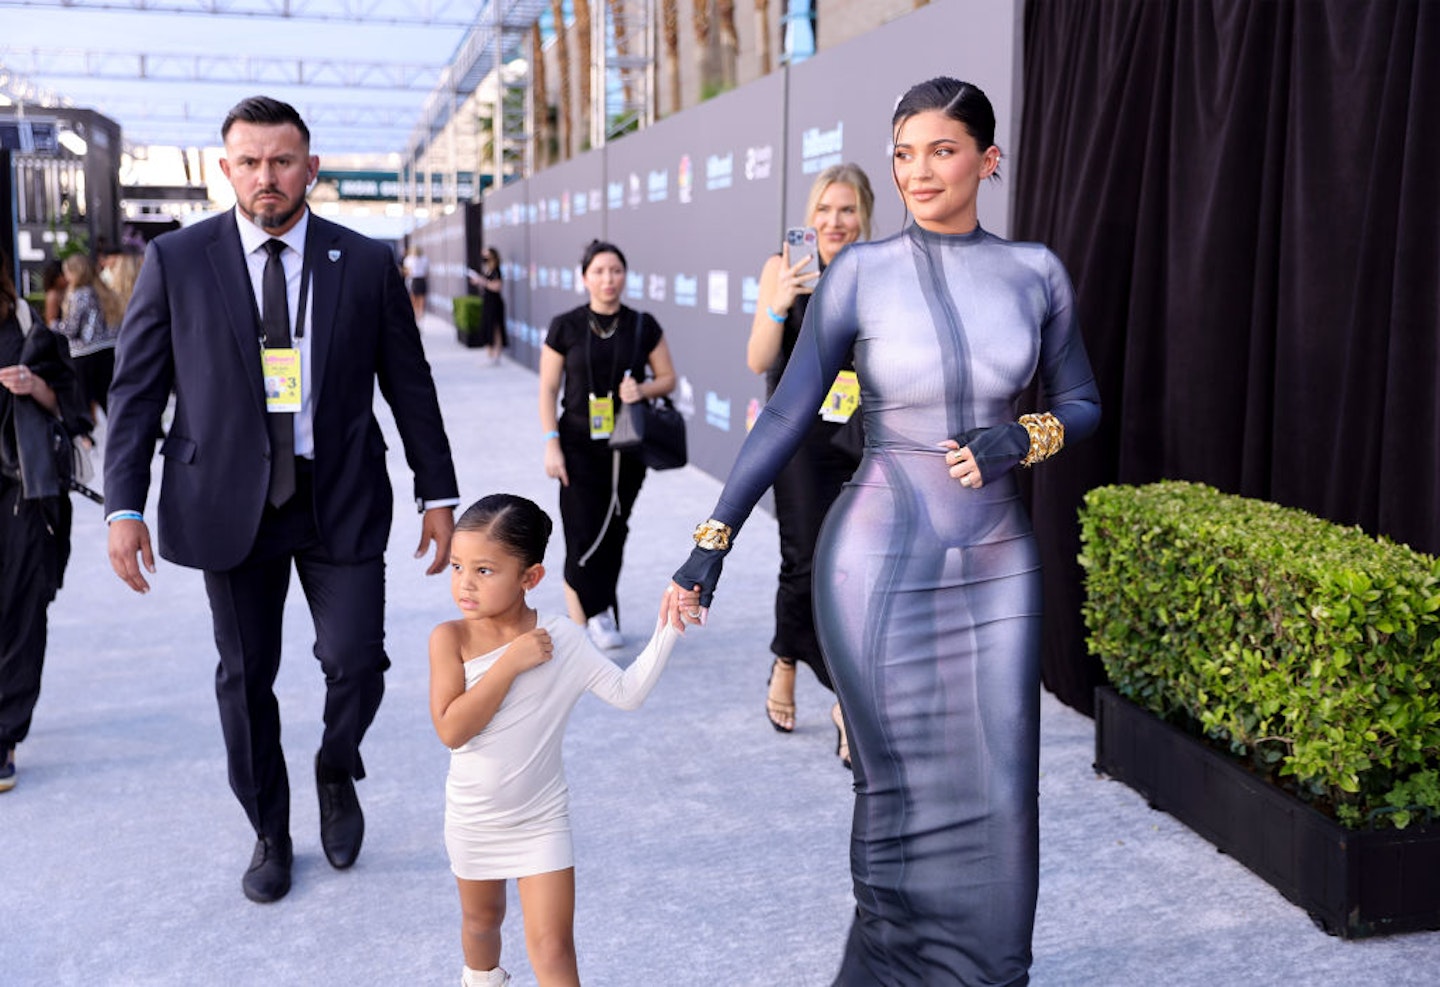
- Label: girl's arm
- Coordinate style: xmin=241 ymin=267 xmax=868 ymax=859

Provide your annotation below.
xmin=428 ymin=623 xmax=553 ymax=749
xmin=584 ymin=587 xmax=686 ymax=710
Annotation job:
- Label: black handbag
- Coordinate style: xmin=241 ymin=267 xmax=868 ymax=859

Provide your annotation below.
xmin=610 ymin=395 xmax=687 ymax=470
xmin=608 ymin=312 xmax=687 ymax=470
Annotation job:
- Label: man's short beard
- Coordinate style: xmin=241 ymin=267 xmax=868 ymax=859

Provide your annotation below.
xmin=255 ymin=200 xmax=304 ymax=230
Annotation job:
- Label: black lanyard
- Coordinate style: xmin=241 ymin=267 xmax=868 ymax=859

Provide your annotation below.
xmin=255 ymin=226 xmax=314 ymax=344
xmin=583 ymin=307 xmax=629 ymax=397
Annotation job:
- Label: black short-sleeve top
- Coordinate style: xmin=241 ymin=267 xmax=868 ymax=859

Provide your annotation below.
xmin=545 ymin=304 xmax=664 ymax=435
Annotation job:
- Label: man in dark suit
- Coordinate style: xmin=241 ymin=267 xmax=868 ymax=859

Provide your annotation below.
xmin=105 ymin=96 xmax=459 ymax=904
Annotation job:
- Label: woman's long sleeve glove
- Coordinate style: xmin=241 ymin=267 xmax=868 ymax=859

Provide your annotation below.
xmin=955 ymin=422 xmax=1030 ymax=483
xmin=673 ymin=545 xmax=730 ymax=609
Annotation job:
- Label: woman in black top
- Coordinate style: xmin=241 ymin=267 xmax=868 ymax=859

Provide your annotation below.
xmin=746 ymin=163 xmax=874 ymax=765
xmin=538 ymin=241 xmax=676 ymax=651
xmin=0 ymin=251 xmax=90 ymax=792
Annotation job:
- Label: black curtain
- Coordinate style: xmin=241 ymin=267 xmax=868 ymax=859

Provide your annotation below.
xmin=1014 ymin=0 xmax=1440 ymax=714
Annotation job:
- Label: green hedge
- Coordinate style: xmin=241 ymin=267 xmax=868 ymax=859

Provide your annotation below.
xmin=452 ymin=295 xmax=483 ymax=331
xmin=1079 ymin=481 xmax=1440 ymax=829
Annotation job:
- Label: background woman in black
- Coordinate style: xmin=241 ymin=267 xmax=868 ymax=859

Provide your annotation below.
xmin=746 ymin=163 xmax=874 ymax=765
xmin=0 ymin=252 xmax=90 ymax=792
xmin=537 ymin=241 xmax=676 ymax=651
xmin=475 ymin=247 xmax=506 ymax=366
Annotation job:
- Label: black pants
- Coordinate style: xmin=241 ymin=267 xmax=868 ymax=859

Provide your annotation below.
xmin=769 ymin=419 xmax=854 ymax=692
xmin=202 ymin=464 xmax=389 ymax=840
xmin=559 ymin=438 xmax=646 ymax=623
xmin=0 ymin=480 xmax=70 ymax=747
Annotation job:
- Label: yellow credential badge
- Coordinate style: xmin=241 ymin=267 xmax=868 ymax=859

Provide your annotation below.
xmin=820 ymin=369 xmax=860 ymax=423
xmin=588 ymin=393 xmax=615 ymax=439
xmin=263 ymin=348 xmax=302 ymax=413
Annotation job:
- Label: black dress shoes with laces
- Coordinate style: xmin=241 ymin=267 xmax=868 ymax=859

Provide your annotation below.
xmin=242 ymin=834 xmax=293 ymax=903
xmin=316 ymin=754 xmax=364 ymax=870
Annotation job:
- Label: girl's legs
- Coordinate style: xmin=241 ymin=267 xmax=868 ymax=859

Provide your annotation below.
xmin=457 ymin=878 xmax=507 ymax=973
xmin=516 ymin=868 xmax=579 ymax=987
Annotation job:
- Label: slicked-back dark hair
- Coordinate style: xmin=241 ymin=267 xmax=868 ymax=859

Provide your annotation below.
xmin=222 ymin=96 xmax=311 ymax=147
xmin=580 ymin=239 xmax=627 ymax=275
xmin=892 ymin=77 xmax=999 ymax=178
xmin=456 ymin=494 xmax=553 ymax=567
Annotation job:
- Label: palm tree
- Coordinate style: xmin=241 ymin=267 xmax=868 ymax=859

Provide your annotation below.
xmin=530 ymin=21 xmax=550 ymax=169
xmin=716 ymin=0 xmax=738 ymax=90
xmin=608 ymin=0 xmax=633 ymax=109
xmin=692 ymin=0 xmax=717 ymax=99
xmin=753 ymin=0 xmax=772 ymax=76
xmin=549 ymin=0 xmax=572 ymax=159
xmin=661 ymin=0 xmax=680 ymax=115
xmin=575 ymin=0 xmax=593 ymax=149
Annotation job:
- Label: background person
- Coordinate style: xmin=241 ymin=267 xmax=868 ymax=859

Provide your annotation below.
xmin=668 ymin=78 xmax=1101 ymax=984
xmin=537 ymin=240 xmax=676 ymax=652
xmin=471 ymin=247 xmax=506 ymax=366
xmin=0 ymin=252 xmax=90 ymax=792
xmin=104 ymin=95 xmax=460 ymax=904
xmin=404 ymin=246 xmax=430 ymax=323
xmin=40 ymin=260 xmax=66 ymax=327
xmin=54 ymin=254 xmax=124 ymax=418
xmin=430 ymin=494 xmax=692 ymax=987
xmin=746 ymin=162 xmax=874 ymax=767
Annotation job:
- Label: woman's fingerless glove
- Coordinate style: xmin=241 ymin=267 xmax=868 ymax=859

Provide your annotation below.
xmin=673 ymin=520 xmax=734 ymax=608
xmin=956 ymin=413 xmax=1066 ymax=483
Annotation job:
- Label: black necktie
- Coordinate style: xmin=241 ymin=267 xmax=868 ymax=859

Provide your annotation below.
xmin=262 ymin=238 xmax=296 ymax=506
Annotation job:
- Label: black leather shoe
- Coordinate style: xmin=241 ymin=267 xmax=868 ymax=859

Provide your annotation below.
xmin=316 ymin=754 xmax=364 ymax=870
xmin=241 ymin=835 xmax=293 ymax=903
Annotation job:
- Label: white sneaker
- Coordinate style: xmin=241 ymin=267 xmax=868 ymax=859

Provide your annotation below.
xmin=461 ymin=965 xmax=510 ymax=987
xmin=586 ymin=609 xmax=623 ymax=650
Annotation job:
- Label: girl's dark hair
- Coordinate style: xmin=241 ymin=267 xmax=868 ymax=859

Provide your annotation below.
xmin=580 ymin=239 xmax=626 ymax=275
xmin=456 ymin=494 xmax=553 ymax=567
xmin=892 ymin=77 xmax=1000 ymax=177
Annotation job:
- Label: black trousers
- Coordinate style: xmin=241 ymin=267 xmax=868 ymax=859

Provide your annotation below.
xmin=559 ymin=437 xmax=646 ymax=623
xmin=202 ymin=464 xmax=389 ymax=841
xmin=769 ymin=418 xmax=854 ymax=692
xmin=0 ymin=480 xmax=69 ymax=747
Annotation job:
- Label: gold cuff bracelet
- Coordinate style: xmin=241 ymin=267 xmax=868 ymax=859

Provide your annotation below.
xmin=693 ymin=519 xmax=733 ymax=551
xmin=1018 ymin=413 xmax=1065 ymax=467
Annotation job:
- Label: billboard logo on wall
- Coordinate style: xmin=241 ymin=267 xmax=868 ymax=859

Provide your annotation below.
xmin=673 ymin=273 xmax=698 ymax=307
xmin=745 ymin=144 xmax=773 ymax=181
xmin=801 ymin=121 xmax=844 ymax=174
xmin=608 ymin=181 xmax=625 ymax=210
xmin=648 ymin=273 xmax=667 ymax=302
xmin=548 ymin=197 xmax=561 ymax=221
xmin=745 ymin=397 xmax=762 ymax=432
xmin=626 ymin=271 xmax=644 ymax=302
xmin=740 ymin=275 xmax=759 ymax=315
xmin=589 ymin=189 xmax=602 ymax=212
xmin=629 ymin=173 xmax=642 ymax=208
xmin=678 ymin=155 xmax=693 ymax=204
xmin=571 ymin=190 xmax=584 ymax=218
xmin=647 ymin=169 xmax=669 ymax=203
xmin=707 ymin=271 xmax=729 ymax=315
xmin=705 ymin=391 xmax=732 ymax=431
xmin=562 ymin=191 xmax=572 ymax=222
xmin=560 ymin=267 xmax=574 ymax=292
xmin=706 ymin=152 xmax=734 ymax=191
xmin=674 ymin=377 xmax=696 ymax=418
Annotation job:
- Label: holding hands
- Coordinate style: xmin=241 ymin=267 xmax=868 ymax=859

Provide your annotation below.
xmin=663 ymin=582 xmax=706 ymax=633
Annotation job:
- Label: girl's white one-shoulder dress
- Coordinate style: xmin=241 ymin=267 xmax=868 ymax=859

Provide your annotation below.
xmin=445 ymin=613 xmax=679 ymax=880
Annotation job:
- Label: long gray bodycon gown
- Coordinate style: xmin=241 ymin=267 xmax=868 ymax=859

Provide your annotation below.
xmin=676 ymin=224 xmax=1101 ymax=986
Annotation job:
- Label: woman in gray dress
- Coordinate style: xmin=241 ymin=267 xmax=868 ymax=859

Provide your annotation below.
xmin=669 ymin=78 xmax=1101 ymax=985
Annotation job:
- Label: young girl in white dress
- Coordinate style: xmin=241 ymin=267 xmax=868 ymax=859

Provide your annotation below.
xmin=429 ymin=493 xmax=695 ymax=987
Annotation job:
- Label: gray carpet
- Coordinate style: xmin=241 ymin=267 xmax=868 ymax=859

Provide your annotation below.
xmin=4 ymin=315 xmax=1437 ymax=985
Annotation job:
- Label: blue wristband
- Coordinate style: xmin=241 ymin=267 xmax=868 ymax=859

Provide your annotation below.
xmin=543 ymin=429 xmax=560 ymax=441
xmin=765 ymin=306 xmax=787 ymax=324
xmin=107 ymin=510 xmax=144 ymax=524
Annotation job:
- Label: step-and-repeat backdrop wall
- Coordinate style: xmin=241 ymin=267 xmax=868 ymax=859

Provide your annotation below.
xmin=472 ymin=0 xmax=1019 ymax=481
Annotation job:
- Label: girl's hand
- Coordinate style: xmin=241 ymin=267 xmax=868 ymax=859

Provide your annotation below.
xmin=618 ymin=374 xmax=643 ymax=404
xmin=663 ymin=582 xmax=706 ymax=633
xmin=503 ymin=628 xmax=554 ymax=673
xmin=939 ymin=439 xmax=984 ymax=489
xmin=544 ymin=439 xmax=570 ymax=487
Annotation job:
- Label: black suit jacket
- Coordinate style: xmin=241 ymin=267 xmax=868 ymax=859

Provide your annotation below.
xmin=105 ymin=209 xmax=458 ymax=571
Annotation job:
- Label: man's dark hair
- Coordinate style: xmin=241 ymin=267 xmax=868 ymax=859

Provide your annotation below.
xmin=221 ymin=96 xmax=311 ymax=146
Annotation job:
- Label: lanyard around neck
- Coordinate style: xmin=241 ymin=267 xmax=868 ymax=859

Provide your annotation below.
xmin=256 ymin=228 xmax=314 ymax=343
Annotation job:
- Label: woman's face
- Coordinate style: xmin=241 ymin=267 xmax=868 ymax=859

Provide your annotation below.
xmin=583 ymin=251 xmax=626 ymax=309
xmin=892 ymin=109 xmax=999 ymax=234
xmin=812 ymin=182 xmax=862 ymax=264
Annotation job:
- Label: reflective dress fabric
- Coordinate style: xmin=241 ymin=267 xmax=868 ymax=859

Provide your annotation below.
xmin=693 ymin=224 xmax=1100 ymax=986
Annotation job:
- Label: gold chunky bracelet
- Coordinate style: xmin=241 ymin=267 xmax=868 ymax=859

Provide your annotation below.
xmin=693 ymin=519 xmax=733 ymax=551
xmin=1018 ymin=413 xmax=1065 ymax=466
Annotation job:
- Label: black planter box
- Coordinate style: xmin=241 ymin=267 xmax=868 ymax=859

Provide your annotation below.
xmin=1094 ymin=686 xmax=1440 ymax=939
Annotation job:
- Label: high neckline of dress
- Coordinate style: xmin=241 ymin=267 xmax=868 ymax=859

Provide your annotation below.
xmin=907 ymin=222 xmax=989 ymax=245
